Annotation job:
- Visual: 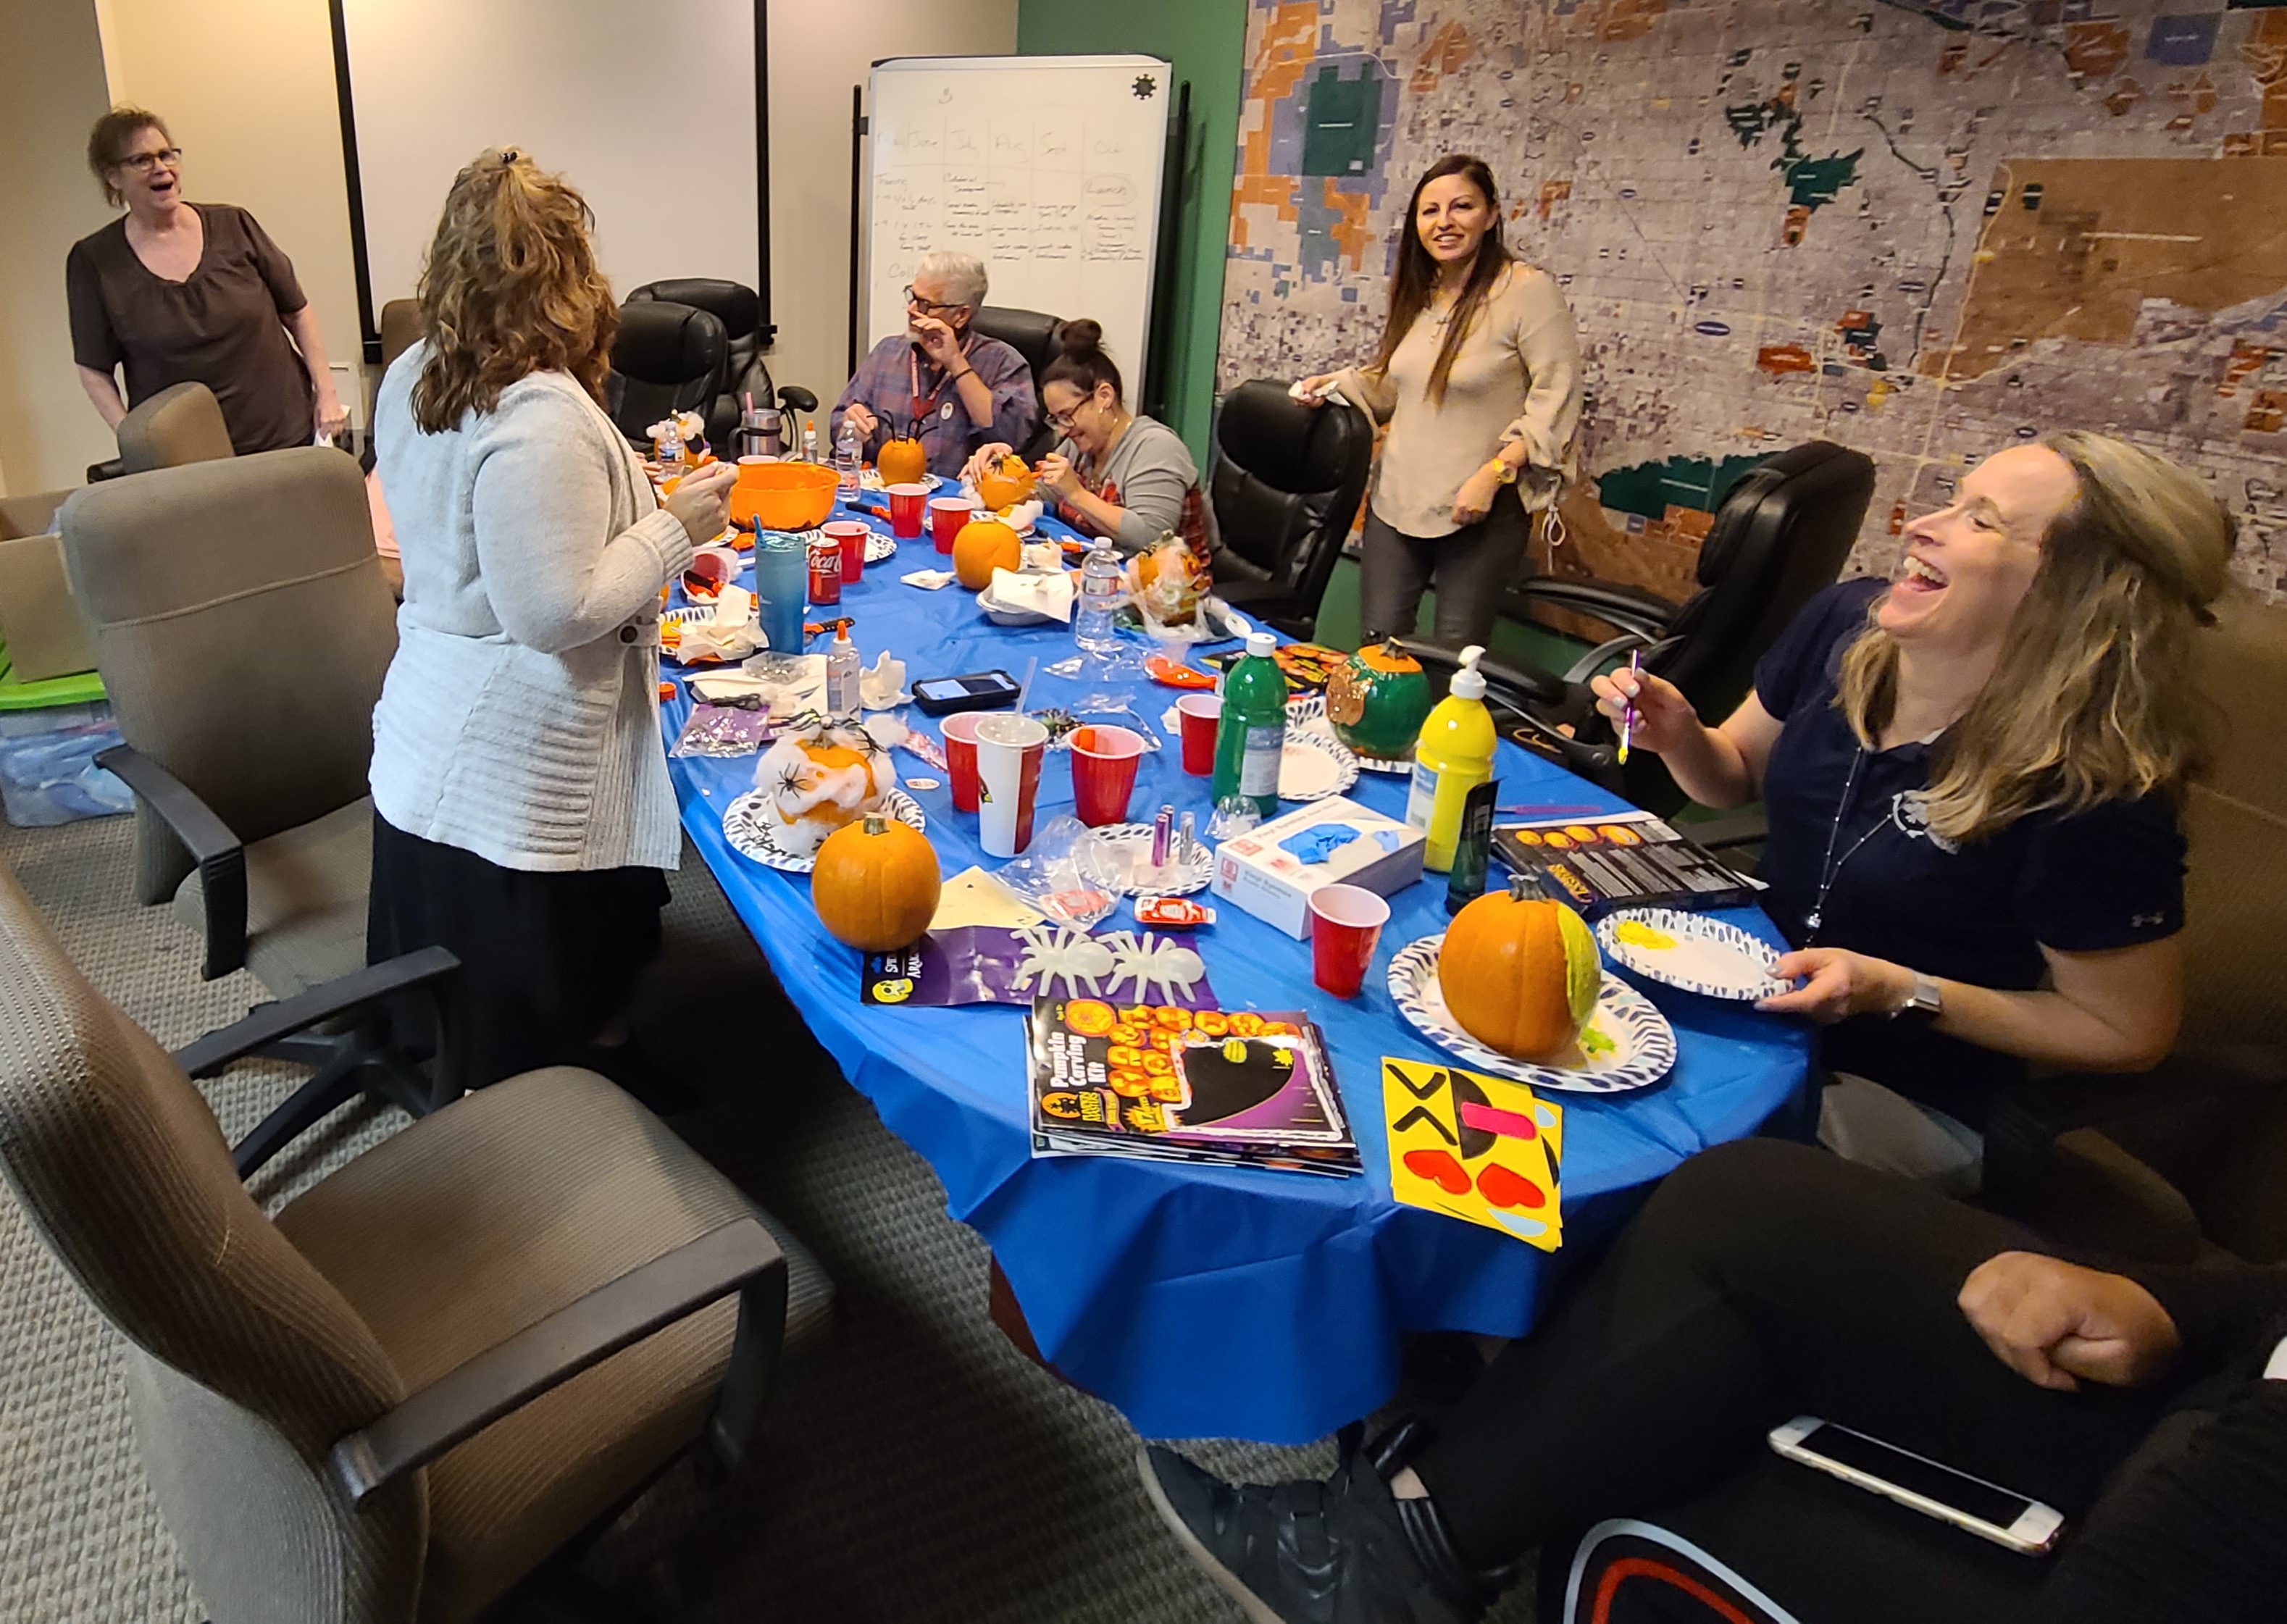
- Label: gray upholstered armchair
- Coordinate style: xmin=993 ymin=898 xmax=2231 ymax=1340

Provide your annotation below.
xmin=0 ymin=862 xmax=832 ymax=1623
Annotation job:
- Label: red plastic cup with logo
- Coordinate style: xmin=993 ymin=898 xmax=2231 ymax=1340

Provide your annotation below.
xmin=806 ymin=535 xmax=841 ymax=605
xmin=942 ymin=711 xmax=987 ymax=813
xmin=823 ymin=519 xmax=869 ymax=585
xmin=1069 ymin=724 xmax=1146 ymax=826
xmin=887 ymin=482 xmax=929 ymax=540
xmin=1176 ymin=692 xmax=1221 ymax=777
xmin=1309 ymin=884 xmax=1390 ymax=1000
xmin=929 ymin=496 xmax=974 ymax=554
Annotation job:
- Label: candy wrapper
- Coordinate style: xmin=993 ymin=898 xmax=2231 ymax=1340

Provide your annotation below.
xmin=671 ymin=702 xmax=777 ymax=758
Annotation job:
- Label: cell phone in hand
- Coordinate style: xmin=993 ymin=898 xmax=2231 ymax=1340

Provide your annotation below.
xmin=1768 ymin=1418 xmax=2063 ymax=1554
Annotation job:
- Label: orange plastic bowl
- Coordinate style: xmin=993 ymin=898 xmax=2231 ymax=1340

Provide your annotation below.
xmin=729 ymin=461 xmax=839 ymax=532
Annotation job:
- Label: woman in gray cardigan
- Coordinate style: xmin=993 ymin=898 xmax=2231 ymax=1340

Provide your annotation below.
xmin=964 ymin=319 xmax=1216 ymax=583
xmin=367 ymin=149 xmax=734 ymax=1092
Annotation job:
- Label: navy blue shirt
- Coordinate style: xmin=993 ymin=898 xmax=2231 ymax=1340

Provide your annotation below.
xmin=1753 ymin=579 xmax=2186 ymax=1126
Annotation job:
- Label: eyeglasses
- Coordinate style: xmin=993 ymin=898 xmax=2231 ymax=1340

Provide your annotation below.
xmin=117 ymin=147 xmax=184 ymax=174
xmin=903 ymin=285 xmax=966 ymax=317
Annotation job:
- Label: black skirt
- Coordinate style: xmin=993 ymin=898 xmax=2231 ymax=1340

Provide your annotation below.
xmin=367 ymin=811 xmax=669 ymax=1089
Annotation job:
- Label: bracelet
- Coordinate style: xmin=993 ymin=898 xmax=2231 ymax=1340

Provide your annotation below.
xmin=949 ymin=367 xmax=977 ymax=384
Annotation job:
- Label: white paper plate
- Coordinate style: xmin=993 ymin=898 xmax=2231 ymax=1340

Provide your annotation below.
xmin=722 ymin=787 xmax=926 ymax=874
xmin=1278 ymin=727 xmax=1360 ymax=802
xmin=858 ymin=470 xmax=945 ymax=493
xmin=659 ymin=604 xmax=755 ymax=666
xmin=1088 ymin=823 xmax=1213 ymax=896
xmin=975 ymin=587 xmax=1061 ymax=627
xmin=864 ymin=531 xmax=898 ymax=564
xmin=1387 ymin=934 xmax=1677 ymax=1094
xmin=1594 ymin=908 xmax=1791 ymax=1002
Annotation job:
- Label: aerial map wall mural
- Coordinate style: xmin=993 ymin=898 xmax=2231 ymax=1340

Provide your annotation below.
xmin=1219 ymin=0 xmax=2287 ymax=604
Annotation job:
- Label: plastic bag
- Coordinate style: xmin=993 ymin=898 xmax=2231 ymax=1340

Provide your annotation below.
xmin=669 ymin=702 xmax=777 ymax=758
xmin=992 ymin=815 xmax=1123 ymax=927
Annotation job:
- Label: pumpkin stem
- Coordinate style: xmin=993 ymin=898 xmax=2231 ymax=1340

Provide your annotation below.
xmin=1506 ymin=872 xmax=1531 ymax=902
xmin=862 ymin=813 xmax=888 ymax=836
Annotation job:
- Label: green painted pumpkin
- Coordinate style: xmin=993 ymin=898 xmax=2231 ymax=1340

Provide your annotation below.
xmin=1326 ymin=640 xmax=1434 ymax=765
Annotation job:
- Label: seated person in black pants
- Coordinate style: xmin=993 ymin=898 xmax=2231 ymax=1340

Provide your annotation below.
xmin=1144 ymin=1139 xmax=2286 ymax=1624
xmin=1594 ymin=435 xmax=2233 ymax=1189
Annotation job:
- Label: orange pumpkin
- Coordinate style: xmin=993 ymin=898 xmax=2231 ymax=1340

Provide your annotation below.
xmin=1437 ymin=884 xmax=1602 ymax=1061
xmin=952 ymin=517 xmax=1023 ymax=589
xmin=877 ymin=436 xmax=928 ymax=487
xmin=755 ymin=721 xmax=885 ymax=858
xmin=811 ymin=813 xmax=942 ymax=950
xmin=976 ymin=453 xmax=1036 ymax=512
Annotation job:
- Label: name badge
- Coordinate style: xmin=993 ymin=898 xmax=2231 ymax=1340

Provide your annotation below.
xmin=941 ymin=401 xmax=955 ymax=422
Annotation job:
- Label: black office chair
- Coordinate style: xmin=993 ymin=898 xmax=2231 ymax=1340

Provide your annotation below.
xmin=627 ymin=278 xmax=819 ymax=450
xmin=604 ymin=299 xmax=730 ymax=450
xmin=969 ymin=304 xmax=1066 ymax=461
xmin=1404 ymin=440 xmax=1874 ymax=812
xmin=1204 ymin=378 xmax=1374 ymax=640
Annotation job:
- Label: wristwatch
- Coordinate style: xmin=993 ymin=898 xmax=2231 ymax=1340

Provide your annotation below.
xmin=1891 ymin=971 xmax=1943 ymax=1020
xmin=1483 ymin=456 xmax=1519 ymax=485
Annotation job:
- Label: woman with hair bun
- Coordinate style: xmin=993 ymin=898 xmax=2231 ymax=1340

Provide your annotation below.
xmin=963 ymin=318 xmax=1216 ymax=583
xmin=366 ymin=148 xmax=735 ymax=1094
xmin=1297 ymin=153 xmax=1582 ymax=647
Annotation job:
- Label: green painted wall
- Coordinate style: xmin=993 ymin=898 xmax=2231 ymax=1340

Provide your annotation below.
xmin=1014 ymin=0 xmax=1242 ymax=469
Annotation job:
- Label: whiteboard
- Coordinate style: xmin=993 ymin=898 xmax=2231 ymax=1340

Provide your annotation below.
xmin=334 ymin=0 xmax=761 ymax=357
xmin=864 ymin=55 xmax=1172 ymax=394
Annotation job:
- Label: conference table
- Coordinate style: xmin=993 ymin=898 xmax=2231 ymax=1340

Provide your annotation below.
xmin=661 ymin=488 xmax=1815 ymax=1446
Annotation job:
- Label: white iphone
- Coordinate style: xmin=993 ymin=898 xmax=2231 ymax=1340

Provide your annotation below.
xmin=1768 ymin=1417 xmax=2064 ymax=1555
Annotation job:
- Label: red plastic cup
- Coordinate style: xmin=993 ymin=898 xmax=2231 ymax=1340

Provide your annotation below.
xmin=929 ymin=496 xmax=974 ymax=555
xmin=823 ymin=519 xmax=869 ymax=585
xmin=1176 ymin=692 xmax=1222 ymax=777
xmin=1309 ymin=884 xmax=1391 ymax=1000
xmin=887 ymin=482 xmax=929 ymax=540
xmin=1069 ymin=724 xmax=1146 ymax=826
xmin=975 ymin=713 xmax=1049 ymax=857
xmin=942 ymin=711 xmax=987 ymax=813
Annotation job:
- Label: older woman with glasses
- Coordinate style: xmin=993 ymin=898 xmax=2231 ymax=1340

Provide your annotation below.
xmin=829 ymin=250 xmax=1037 ymax=477
xmin=67 ymin=106 xmax=348 ymax=455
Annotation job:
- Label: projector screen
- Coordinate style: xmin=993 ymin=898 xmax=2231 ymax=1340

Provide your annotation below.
xmin=329 ymin=0 xmax=768 ymax=363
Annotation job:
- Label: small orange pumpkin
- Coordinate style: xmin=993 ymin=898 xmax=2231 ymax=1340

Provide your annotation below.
xmin=877 ymin=436 xmax=928 ymax=487
xmin=976 ymin=453 xmax=1036 ymax=513
xmin=811 ymin=813 xmax=942 ymax=951
xmin=952 ymin=517 xmax=1023 ymax=589
xmin=1437 ymin=882 xmax=1602 ymax=1061
xmin=755 ymin=721 xmax=885 ymax=858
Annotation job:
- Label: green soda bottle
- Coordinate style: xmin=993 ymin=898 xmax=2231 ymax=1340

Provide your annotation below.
xmin=1211 ymin=632 xmax=1288 ymax=818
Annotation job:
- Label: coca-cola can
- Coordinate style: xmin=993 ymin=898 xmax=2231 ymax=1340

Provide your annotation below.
xmin=807 ymin=534 xmax=842 ymax=605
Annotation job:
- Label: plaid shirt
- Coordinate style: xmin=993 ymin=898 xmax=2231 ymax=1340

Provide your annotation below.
xmin=829 ymin=332 xmax=1037 ymax=478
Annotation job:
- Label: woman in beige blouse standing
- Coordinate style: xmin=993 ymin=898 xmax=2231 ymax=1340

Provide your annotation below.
xmin=1299 ymin=154 xmax=1583 ymax=648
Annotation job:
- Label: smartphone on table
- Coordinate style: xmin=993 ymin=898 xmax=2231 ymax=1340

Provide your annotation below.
xmin=1767 ymin=1417 xmax=2064 ymax=1555
xmin=912 ymin=669 xmax=1021 ymax=716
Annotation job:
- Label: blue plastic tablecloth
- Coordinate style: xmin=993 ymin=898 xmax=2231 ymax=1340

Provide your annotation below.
xmin=665 ymin=496 xmax=1814 ymax=1444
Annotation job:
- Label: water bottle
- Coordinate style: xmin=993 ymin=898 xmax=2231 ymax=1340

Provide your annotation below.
xmin=753 ymin=530 xmax=807 ymax=658
xmin=824 ymin=623 xmax=861 ymax=719
xmin=800 ymin=421 xmax=821 ymax=464
xmin=833 ymin=417 xmax=863 ymax=494
xmin=1075 ymin=537 xmax=1124 ymax=656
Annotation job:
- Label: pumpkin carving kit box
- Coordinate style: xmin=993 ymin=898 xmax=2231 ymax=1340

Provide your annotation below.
xmin=1211 ymin=796 xmax=1426 ymax=939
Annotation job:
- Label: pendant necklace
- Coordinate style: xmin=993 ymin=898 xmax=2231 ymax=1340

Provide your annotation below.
xmin=1805 ymin=745 xmax=1884 ymax=940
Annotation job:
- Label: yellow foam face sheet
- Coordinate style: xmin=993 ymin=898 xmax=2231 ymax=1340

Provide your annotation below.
xmin=1381 ymin=1058 xmax=1564 ymax=1251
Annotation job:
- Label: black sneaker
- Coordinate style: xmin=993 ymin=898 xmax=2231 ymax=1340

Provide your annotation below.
xmin=1139 ymin=1444 xmax=1486 ymax=1624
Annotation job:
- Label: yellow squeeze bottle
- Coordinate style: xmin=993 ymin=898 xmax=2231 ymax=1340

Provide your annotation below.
xmin=1405 ymin=645 xmax=1498 ymax=873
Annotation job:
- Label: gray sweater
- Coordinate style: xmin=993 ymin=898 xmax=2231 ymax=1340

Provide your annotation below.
xmin=1049 ymin=414 xmax=1216 ymax=555
xmin=369 ymin=353 xmax=693 ymax=872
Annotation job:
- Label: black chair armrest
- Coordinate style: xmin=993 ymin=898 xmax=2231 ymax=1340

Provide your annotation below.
xmin=1684 ymin=810 xmax=1770 ymax=854
xmin=96 ymin=745 xmax=246 ymax=980
xmin=1507 ymin=577 xmax=1678 ymax=642
xmin=327 ymin=1215 xmax=788 ymax=1507
xmin=777 ymin=385 xmax=819 ymax=415
xmin=86 ymin=458 xmax=125 ymax=484
xmin=1558 ymin=629 xmax=1660 ymax=687
xmin=174 ymin=946 xmax=460 ymax=1079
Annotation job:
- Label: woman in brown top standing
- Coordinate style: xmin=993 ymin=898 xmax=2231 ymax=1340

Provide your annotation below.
xmin=1299 ymin=154 xmax=1582 ymax=648
xmin=67 ymin=107 xmax=348 ymax=456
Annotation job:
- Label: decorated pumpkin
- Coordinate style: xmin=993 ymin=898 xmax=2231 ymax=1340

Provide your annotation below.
xmin=976 ymin=453 xmax=1037 ymax=513
xmin=1438 ymin=882 xmax=1602 ymax=1061
xmin=812 ymin=813 xmax=941 ymax=950
xmin=952 ymin=517 xmax=1024 ymax=590
xmin=1327 ymin=640 xmax=1434 ymax=765
xmin=752 ymin=719 xmax=887 ymax=858
xmin=1129 ymin=536 xmax=1200 ymax=627
xmin=877 ymin=436 xmax=928 ymax=487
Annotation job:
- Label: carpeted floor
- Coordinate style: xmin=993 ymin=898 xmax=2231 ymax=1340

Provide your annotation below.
xmin=0 ymin=808 xmax=1539 ymax=1623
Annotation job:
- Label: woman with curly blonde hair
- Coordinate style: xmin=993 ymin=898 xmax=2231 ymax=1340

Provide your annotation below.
xmin=367 ymin=148 xmax=735 ymax=1094
xmin=1594 ymin=434 xmax=2233 ymax=1188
